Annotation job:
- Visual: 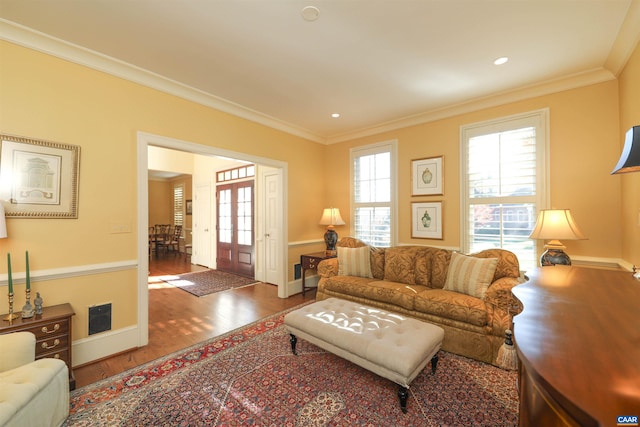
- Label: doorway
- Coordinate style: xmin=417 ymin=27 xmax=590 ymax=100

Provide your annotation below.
xmin=137 ymin=132 xmax=289 ymax=348
xmin=216 ymin=181 xmax=255 ymax=278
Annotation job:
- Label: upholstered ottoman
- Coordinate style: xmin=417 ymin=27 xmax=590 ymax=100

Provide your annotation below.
xmin=284 ymin=297 xmax=444 ymax=413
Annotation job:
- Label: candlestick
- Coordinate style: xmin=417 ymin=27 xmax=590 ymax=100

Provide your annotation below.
xmin=3 ymin=292 xmax=19 ymax=322
xmin=26 ymin=250 xmax=30 ymax=291
xmin=7 ymin=253 xmax=12 ymax=295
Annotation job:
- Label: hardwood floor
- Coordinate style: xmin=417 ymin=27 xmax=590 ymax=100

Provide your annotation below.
xmin=73 ymin=253 xmax=315 ymax=388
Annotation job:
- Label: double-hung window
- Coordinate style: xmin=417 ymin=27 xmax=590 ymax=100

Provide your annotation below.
xmin=350 ymin=141 xmax=397 ymax=247
xmin=173 ymin=183 xmax=184 ymax=226
xmin=460 ymin=110 xmax=548 ymax=272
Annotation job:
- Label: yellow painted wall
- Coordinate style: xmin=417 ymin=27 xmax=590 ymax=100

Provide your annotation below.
xmin=0 ymin=41 xmax=326 ymax=340
xmin=326 ymin=81 xmax=624 ymax=261
xmin=148 ymin=180 xmax=172 ymax=226
xmin=618 ymin=41 xmax=640 ymax=265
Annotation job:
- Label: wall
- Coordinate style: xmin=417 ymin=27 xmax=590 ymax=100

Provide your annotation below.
xmin=0 ymin=41 xmax=327 ymax=362
xmin=326 ymin=80 xmax=625 ymax=265
xmin=618 ymin=40 xmax=640 ymax=266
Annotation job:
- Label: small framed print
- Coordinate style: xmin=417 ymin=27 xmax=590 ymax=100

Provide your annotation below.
xmin=0 ymin=134 xmax=80 ymax=218
xmin=412 ymin=156 xmax=443 ymax=196
xmin=412 ymin=202 xmax=443 ymax=239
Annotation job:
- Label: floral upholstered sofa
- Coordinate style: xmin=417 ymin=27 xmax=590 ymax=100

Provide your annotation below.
xmin=316 ymin=237 xmax=522 ymax=366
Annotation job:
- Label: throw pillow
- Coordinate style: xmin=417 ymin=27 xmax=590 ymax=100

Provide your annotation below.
xmin=443 ymin=252 xmax=498 ymax=299
xmin=337 ymin=246 xmax=373 ymax=278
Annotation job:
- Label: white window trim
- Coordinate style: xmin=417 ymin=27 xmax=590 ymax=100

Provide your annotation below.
xmin=349 ymin=139 xmax=398 ymax=247
xmin=459 ymin=108 xmax=550 ymax=256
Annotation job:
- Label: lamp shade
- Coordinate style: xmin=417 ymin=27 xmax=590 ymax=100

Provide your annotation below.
xmin=0 ymin=203 xmax=7 ymax=239
xmin=529 ymin=209 xmax=586 ymax=242
xmin=611 ymin=126 xmax=640 ymax=174
xmin=318 ymin=208 xmax=346 ymax=227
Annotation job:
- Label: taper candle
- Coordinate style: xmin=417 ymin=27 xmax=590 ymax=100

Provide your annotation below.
xmin=25 ymin=251 xmax=30 ymax=291
xmin=7 ymin=253 xmax=12 ymax=294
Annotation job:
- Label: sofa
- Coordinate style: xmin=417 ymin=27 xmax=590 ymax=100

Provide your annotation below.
xmin=0 ymin=332 xmax=69 ymax=427
xmin=316 ymin=237 xmax=522 ymax=366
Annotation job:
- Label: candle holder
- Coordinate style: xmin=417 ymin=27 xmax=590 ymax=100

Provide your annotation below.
xmin=3 ymin=292 xmax=19 ymax=322
xmin=22 ymin=288 xmax=34 ymax=319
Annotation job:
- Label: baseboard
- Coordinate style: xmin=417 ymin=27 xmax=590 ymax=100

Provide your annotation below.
xmin=72 ymin=325 xmax=139 ymax=367
xmin=286 ymin=275 xmax=319 ymax=297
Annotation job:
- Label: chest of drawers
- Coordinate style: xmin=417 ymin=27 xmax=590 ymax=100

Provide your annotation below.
xmin=0 ymin=303 xmax=76 ymax=389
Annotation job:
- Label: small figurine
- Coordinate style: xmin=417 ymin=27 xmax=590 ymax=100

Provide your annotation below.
xmin=34 ymin=292 xmax=43 ymax=315
xmin=21 ymin=298 xmax=34 ymax=318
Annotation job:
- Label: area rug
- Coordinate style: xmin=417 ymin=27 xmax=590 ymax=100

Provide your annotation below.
xmin=162 ymin=269 xmax=257 ymax=297
xmin=65 ymin=306 xmax=519 ymax=426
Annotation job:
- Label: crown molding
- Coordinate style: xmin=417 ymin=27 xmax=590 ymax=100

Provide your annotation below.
xmin=0 ymin=19 xmax=324 ymax=144
xmin=604 ymin=0 xmax=640 ymax=76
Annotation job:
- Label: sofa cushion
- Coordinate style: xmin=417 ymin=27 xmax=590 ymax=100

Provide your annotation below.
xmin=427 ymin=248 xmax=452 ymax=289
xmin=443 ymin=252 xmax=498 ymax=299
xmin=322 ymin=276 xmax=427 ymax=311
xmin=414 ymin=289 xmax=489 ymax=327
xmin=337 ymin=246 xmax=373 ymax=278
xmin=384 ymin=247 xmax=419 ymax=284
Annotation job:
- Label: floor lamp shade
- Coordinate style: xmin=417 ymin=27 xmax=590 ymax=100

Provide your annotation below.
xmin=319 ymin=208 xmax=345 ymax=253
xmin=529 ymin=209 xmax=586 ymax=266
xmin=0 ymin=203 xmax=7 ymax=239
xmin=611 ymin=126 xmax=640 ymax=174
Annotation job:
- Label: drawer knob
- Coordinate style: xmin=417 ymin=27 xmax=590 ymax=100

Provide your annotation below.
xmin=42 ymin=324 xmax=60 ymax=334
xmin=42 ymin=339 xmax=60 ymax=350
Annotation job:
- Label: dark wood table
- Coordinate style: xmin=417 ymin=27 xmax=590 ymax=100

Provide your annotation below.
xmin=512 ymin=266 xmax=640 ymax=426
xmin=300 ymin=251 xmax=336 ymax=295
xmin=0 ymin=303 xmax=76 ymax=390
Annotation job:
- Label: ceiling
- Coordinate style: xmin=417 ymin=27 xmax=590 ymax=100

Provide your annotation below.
xmin=1 ymin=1 xmax=639 ymax=144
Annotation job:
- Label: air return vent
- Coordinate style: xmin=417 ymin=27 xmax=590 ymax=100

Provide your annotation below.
xmin=88 ymin=303 xmax=112 ymax=335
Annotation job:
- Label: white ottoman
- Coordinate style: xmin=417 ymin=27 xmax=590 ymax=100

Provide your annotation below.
xmin=284 ymin=297 xmax=444 ymax=413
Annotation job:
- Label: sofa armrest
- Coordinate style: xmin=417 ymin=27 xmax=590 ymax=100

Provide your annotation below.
xmin=0 ymin=332 xmax=36 ymax=373
xmin=317 ymin=258 xmax=339 ymax=278
xmin=484 ymin=277 xmax=523 ymax=315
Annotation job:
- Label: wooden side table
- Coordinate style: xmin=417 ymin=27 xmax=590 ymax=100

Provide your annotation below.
xmin=0 ymin=303 xmax=76 ymax=390
xmin=301 ymin=251 xmax=336 ymax=295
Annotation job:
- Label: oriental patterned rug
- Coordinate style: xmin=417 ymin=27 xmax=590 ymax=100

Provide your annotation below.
xmin=161 ymin=269 xmax=257 ymax=297
xmin=65 ymin=306 xmax=519 ymax=426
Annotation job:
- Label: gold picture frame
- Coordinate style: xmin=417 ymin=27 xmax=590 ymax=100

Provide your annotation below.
xmin=411 ymin=156 xmax=443 ymax=196
xmin=0 ymin=134 xmax=80 ymax=218
xmin=411 ymin=201 xmax=443 ymax=239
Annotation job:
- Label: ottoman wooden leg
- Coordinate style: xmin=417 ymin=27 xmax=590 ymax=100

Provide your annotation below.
xmin=431 ymin=353 xmax=439 ymax=374
xmin=289 ymin=334 xmax=298 ymax=355
xmin=398 ymin=385 xmax=409 ymax=413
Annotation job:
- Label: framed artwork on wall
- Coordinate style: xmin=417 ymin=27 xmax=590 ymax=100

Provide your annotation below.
xmin=186 ymin=199 xmax=193 ymax=215
xmin=0 ymin=134 xmax=80 ymax=218
xmin=411 ymin=201 xmax=443 ymax=239
xmin=411 ymin=156 xmax=443 ymax=196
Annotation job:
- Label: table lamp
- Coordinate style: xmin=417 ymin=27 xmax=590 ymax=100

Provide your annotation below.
xmin=529 ymin=209 xmax=586 ymax=266
xmin=611 ymin=125 xmax=640 ymax=174
xmin=319 ymin=208 xmax=345 ymax=255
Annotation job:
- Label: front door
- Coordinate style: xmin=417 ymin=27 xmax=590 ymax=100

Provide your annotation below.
xmin=216 ymin=181 xmax=255 ymax=278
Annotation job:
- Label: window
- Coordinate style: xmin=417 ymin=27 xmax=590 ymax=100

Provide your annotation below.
xmin=173 ymin=183 xmax=184 ymax=226
xmin=350 ymin=141 xmax=397 ymax=247
xmin=461 ymin=110 xmax=548 ymax=272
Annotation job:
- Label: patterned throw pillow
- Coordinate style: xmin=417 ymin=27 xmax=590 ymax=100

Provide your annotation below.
xmin=443 ymin=252 xmax=498 ymax=299
xmin=337 ymin=246 xmax=373 ymax=278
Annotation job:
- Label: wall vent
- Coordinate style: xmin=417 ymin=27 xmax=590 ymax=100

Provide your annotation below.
xmin=88 ymin=303 xmax=112 ymax=335
xmin=294 ymin=263 xmax=301 ymax=280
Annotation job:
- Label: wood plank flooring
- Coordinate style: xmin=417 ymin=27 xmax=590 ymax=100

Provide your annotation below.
xmin=73 ymin=254 xmax=315 ymax=388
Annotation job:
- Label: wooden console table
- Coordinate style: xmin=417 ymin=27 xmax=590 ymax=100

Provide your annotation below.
xmin=512 ymin=266 xmax=640 ymax=426
xmin=300 ymin=251 xmax=336 ymax=295
xmin=0 ymin=303 xmax=76 ymax=390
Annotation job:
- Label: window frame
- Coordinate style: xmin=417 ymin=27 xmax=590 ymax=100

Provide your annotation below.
xmin=173 ymin=183 xmax=184 ymax=226
xmin=460 ymin=109 xmax=549 ymax=271
xmin=349 ymin=140 xmax=398 ymax=247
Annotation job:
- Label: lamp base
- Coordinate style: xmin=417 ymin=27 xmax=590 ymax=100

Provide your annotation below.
xmin=540 ymin=248 xmax=572 ymax=266
xmin=324 ymin=227 xmax=338 ymax=255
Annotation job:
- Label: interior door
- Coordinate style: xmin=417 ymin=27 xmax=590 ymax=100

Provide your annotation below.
xmin=194 ymin=184 xmax=212 ymax=267
xmin=264 ymin=171 xmax=280 ymax=285
xmin=216 ymin=181 xmax=255 ymax=278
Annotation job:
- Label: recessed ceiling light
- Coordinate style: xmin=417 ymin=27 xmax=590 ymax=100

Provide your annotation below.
xmin=301 ymin=6 xmax=320 ymax=22
xmin=494 ymin=57 xmax=509 ymax=65
xmin=331 ymin=113 xmax=340 ymax=118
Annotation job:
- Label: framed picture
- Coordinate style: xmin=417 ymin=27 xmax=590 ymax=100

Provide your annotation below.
xmin=411 ymin=202 xmax=443 ymax=239
xmin=186 ymin=199 xmax=193 ymax=215
xmin=0 ymin=134 xmax=80 ymax=218
xmin=411 ymin=156 xmax=443 ymax=196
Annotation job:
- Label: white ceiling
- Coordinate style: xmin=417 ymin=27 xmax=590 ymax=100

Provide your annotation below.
xmin=1 ymin=0 xmax=639 ymax=144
